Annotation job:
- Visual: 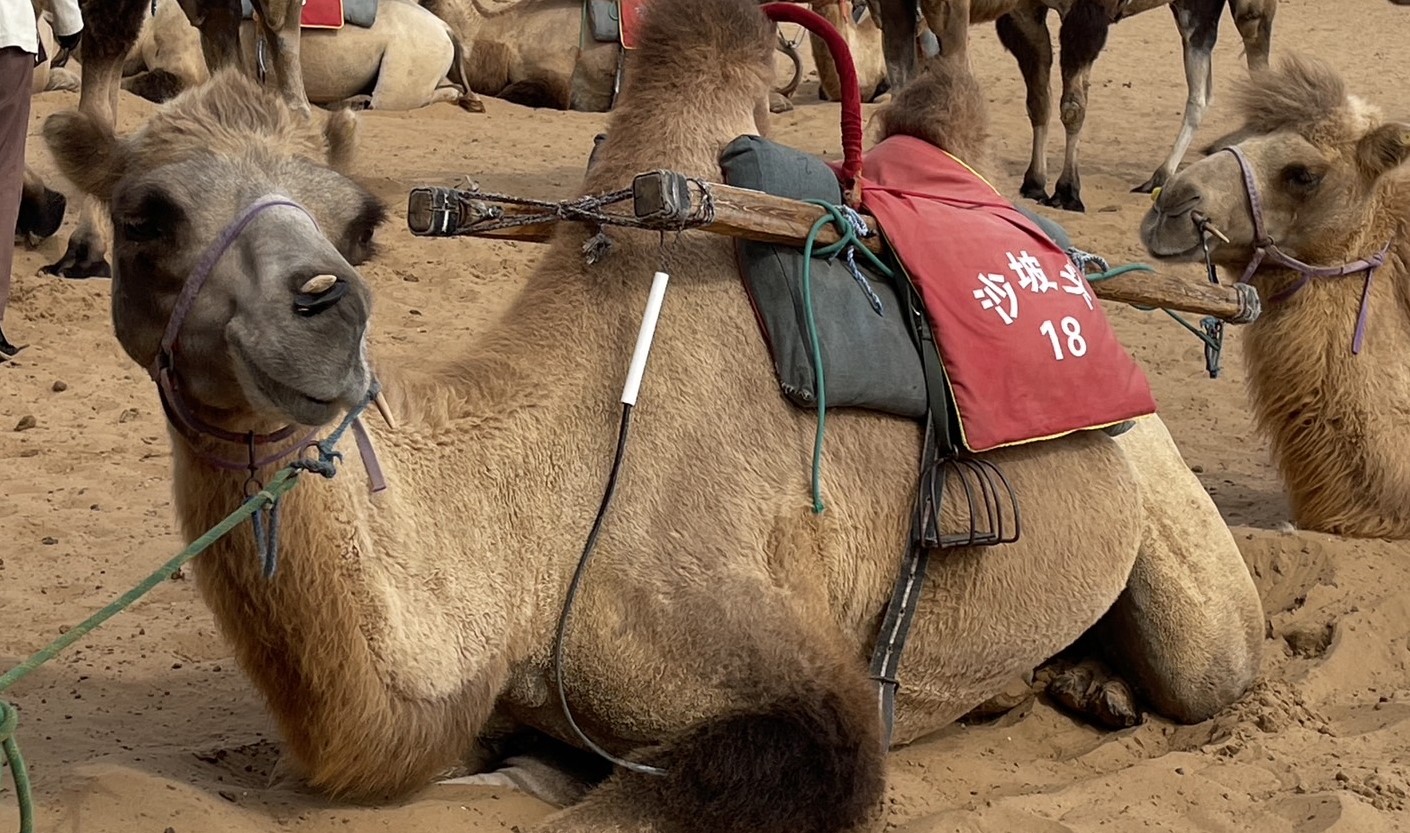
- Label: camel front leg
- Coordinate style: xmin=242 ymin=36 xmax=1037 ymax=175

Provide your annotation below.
xmin=1047 ymin=1 xmax=1109 ymax=212
xmin=43 ymin=43 xmax=125 ymax=279
xmin=175 ymin=0 xmax=244 ymax=74
xmin=252 ymin=0 xmax=312 ymax=116
xmin=1133 ymin=0 xmax=1219 ymax=194
xmin=1100 ymin=417 xmax=1264 ymax=723
xmin=995 ymin=3 xmax=1053 ymax=204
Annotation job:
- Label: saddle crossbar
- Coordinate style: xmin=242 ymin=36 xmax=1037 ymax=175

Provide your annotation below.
xmin=406 ymin=171 xmax=1261 ymax=325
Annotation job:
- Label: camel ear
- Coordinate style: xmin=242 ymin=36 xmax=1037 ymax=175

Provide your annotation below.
xmin=42 ymin=110 xmax=127 ymax=202
xmin=1355 ymin=122 xmax=1410 ymax=180
xmin=323 ymin=108 xmax=359 ymax=174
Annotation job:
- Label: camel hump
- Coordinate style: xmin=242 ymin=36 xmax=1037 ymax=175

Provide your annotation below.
xmin=631 ymin=675 xmax=886 ymax=833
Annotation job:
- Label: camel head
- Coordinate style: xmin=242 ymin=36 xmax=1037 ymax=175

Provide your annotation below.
xmin=873 ymin=54 xmax=989 ymax=166
xmin=1142 ymin=56 xmax=1410 ymax=284
xmin=807 ymin=0 xmax=890 ymax=103
xmin=42 ymin=69 xmax=388 ymax=430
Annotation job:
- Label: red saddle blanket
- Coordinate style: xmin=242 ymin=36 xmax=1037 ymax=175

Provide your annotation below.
xmin=855 ymin=135 xmax=1156 ymax=452
xmin=301 ymin=0 xmax=344 ymax=29
xmin=619 ymin=0 xmax=651 ymax=48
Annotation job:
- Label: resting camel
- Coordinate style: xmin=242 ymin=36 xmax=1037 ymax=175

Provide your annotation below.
xmin=33 ymin=10 xmax=81 ymax=93
xmin=827 ymin=0 xmax=1276 ymax=211
xmin=1141 ymin=56 xmax=1410 ymax=540
xmin=43 ymin=0 xmax=1261 ymax=827
xmin=123 ymin=0 xmax=483 ymax=111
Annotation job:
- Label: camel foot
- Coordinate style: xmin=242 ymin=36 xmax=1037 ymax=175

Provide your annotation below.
xmin=1019 ymin=178 xmax=1050 ymax=205
xmin=1042 ymin=658 xmax=1143 ymax=729
xmin=1040 ymin=181 xmax=1086 ymax=213
xmin=769 ymin=91 xmax=794 ymax=113
xmin=458 ymin=92 xmax=486 ymax=113
xmin=42 ymin=237 xmax=111 ymax=280
xmin=1131 ymin=168 xmax=1168 ymax=195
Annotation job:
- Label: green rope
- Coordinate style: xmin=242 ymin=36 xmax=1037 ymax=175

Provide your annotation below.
xmin=0 ymin=467 xmax=303 ymax=833
xmin=798 ymin=200 xmax=895 ymax=514
xmin=1083 ymin=262 xmax=1224 ymax=353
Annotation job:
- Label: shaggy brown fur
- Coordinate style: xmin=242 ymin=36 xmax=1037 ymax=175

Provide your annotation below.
xmin=46 ymin=1 xmax=1263 ymax=830
xmin=1142 ymin=55 xmax=1410 ymax=538
xmin=872 ymin=54 xmax=989 ymax=167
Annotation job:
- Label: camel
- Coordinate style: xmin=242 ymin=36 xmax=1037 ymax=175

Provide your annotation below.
xmin=1141 ymin=55 xmax=1410 ymax=540
xmin=122 ymin=0 xmax=483 ymax=111
xmin=43 ymin=1 xmax=1261 ymax=828
xmin=827 ymin=0 xmax=1276 ymax=211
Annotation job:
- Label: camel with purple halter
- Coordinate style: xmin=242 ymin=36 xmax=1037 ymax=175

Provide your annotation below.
xmin=1142 ymin=55 xmax=1410 ymax=539
xmin=42 ymin=0 xmax=1261 ymax=828
xmin=821 ymin=0 xmax=1276 ymax=212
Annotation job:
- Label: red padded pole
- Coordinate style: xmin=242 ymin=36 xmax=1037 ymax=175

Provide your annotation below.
xmin=761 ymin=3 xmax=864 ymax=196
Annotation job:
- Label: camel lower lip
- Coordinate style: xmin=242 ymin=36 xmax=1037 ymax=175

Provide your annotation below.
xmin=234 ymin=343 xmax=347 ymax=415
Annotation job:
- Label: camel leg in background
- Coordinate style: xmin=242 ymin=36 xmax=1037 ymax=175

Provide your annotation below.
xmin=919 ymin=0 xmax=972 ymax=66
xmin=996 ymin=2 xmax=1054 ymax=205
xmin=1133 ymin=0 xmax=1223 ymax=194
xmin=175 ymin=0 xmax=245 ymax=74
xmin=43 ymin=0 xmax=147 ymax=279
xmin=1047 ymin=0 xmax=1110 ymax=212
xmin=251 ymin=0 xmax=312 ymax=115
xmin=877 ymin=0 xmax=921 ymax=90
xmin=1230 ymin=0 xmax=1273 ymax=70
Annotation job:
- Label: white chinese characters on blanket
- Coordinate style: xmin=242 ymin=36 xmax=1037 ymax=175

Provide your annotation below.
xmin=971 ymin=251 xmax=1097 ymax=361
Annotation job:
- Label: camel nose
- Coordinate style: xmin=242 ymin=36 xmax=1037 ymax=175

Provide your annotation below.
xmin=292 ymin=272 xmax=354 ymax=317
xmin=1152 ymin=183 xmax=1202 ymax=218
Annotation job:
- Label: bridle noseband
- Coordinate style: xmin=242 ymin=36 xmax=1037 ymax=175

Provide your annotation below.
xmin=148 ymin=194 xmax=386 ymax=493
xmin=1221 ymin=144 xmax=1389 ymax=354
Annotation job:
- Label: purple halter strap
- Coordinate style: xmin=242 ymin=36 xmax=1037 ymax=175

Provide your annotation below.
xmin=147 ymin=194 xmax=386 ymax=491
xmin=1223 ymin=145 xmax=1389 ymax=355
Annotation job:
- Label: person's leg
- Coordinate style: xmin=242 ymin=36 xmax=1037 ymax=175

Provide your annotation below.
xmin=0 ymin=46 xmax=36 ymax=356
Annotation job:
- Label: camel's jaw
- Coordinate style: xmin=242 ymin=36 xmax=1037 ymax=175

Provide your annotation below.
xmin=229 ymin=330 xmax=372 ymax=429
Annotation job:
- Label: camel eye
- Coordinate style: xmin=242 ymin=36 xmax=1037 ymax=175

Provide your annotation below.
xmin=1281 ymin=164 xmax=1323 ymax=192
xmin=116 ymin=188 xmax=182 ymax=244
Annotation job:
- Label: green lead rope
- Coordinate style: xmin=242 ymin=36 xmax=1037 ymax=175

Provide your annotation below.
xmin=798 ymin=200 xmax=896 ymax=514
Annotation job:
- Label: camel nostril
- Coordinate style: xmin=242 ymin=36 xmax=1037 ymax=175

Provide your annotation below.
xmin=875 ymin=78 xmax=890 ymax=98
xmin=293 ymin=275 xmax=349 ymax=317
xmin=1155 ymin=191 xmax=1202 ymax=218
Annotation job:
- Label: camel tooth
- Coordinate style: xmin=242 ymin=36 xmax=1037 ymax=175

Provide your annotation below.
xmin=373 ymin=390 xmax=398 ymax=431
xmin=299 ymin=274 xmax=338 ymax=295
xmin=1150 ymin=186 xmax=1162 ymax=203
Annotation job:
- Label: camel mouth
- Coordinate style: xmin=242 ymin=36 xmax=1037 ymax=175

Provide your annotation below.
xmin=1139 ymin=210 xmax=1208 ymax=262
xmin=231 ymin=340 xmax=367 ymax=427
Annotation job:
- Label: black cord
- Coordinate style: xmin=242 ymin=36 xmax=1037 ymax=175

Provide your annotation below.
xmin=550 ymin=403 xmax=668 ymax=777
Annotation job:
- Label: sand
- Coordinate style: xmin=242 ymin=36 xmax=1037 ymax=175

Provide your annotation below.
xmin=3 ymin=0 xmax=1410 ymax=830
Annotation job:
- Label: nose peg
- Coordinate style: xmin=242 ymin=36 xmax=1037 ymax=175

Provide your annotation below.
xmin=293 ymin=273 xmax=349 ymax=316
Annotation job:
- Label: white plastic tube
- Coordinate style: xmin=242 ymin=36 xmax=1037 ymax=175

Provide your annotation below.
xmin=621 ymin=271 xmax=670 ymax=406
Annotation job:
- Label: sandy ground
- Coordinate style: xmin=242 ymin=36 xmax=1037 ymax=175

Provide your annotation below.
xmin=4 ymin=0 xmax=1410 ymax=830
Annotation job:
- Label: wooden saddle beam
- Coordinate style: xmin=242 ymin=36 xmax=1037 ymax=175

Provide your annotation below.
xmin=406 ymin=171 xmax=1261 ymax=325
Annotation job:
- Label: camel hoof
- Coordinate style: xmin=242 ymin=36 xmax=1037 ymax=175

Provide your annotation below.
xmin=42 ymin=238 xmax=111 ymax=280
xmin=1019 ymin=180 xmax=1050 ymax=205
xmin=769 ymin=91 xmax=794 ymax=114
xmin=1045 ymin=660 xmax=1144 ymax=729
xmin=1041 ymin=183 xmax=1086 ymax=213
xmin=1131 ymin=170 xmax=1167 ymax=195
xmin=459 ymin=94 xmax=487 ymax=114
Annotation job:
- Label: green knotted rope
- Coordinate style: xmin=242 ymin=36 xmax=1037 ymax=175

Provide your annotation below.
xmin=0 ymin=466 xmax=303 ymax=833
xmin=798 ymin=199 xmax=896 ymax=514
